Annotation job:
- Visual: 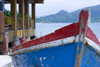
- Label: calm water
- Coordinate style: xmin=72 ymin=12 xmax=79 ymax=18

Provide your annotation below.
xmin=36 ymin=23 xmax=100 ymax=39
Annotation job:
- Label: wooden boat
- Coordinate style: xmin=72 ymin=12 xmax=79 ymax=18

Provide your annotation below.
xmin=9 ymin=9 xmax=100 ymax=67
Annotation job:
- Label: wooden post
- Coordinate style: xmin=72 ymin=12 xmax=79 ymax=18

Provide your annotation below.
xmin=0 ymin=12 xmax=5 ymax=33
xmin=19 ymin=0 xmax=24 ymax=29
xmin=11 ymin=0 xmax=17 ymax=35
xmin=0 ymin=0 xmax=5 ymax=33
xmin=24 ymin=0 xmax=29 ymax=29
xmin=19 ymin=0 xmax=24 ymax=37
xmin=32 ymin=3 xmax=35 ymax=29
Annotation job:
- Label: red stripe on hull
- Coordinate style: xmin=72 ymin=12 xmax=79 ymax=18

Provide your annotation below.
xmin=12 ymin=22 xmax=78 ymax=52
xmin=86 ymin=26 xmax=100 ymax=46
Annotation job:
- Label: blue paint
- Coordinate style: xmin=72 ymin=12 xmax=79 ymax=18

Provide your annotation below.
xmin=80 ymin=44 xmax=100 ymax=67
xmin=78 ymin=42 xmax=83 ymax=54
xmin=11 ymin=42 xmax=79 ymax=67
xmin=11 ymin=42 xmax=100 ymax=67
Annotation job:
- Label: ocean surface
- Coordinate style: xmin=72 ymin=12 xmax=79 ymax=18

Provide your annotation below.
xmin=36 ymin=23 xmax=100 ymax=39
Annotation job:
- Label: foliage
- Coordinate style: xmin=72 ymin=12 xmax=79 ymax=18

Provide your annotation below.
xmin=17 ymin=13 xmax=21 ymax=23
xmin=4 ymin=10 xmax=14 ymax=24
xmin=36 ymin=18 xmax=53 ymax=23
xmin=4 ymin=10 xmax=33 ymax=25
xmin=24 ymin=14 xmax=28 ymax=18
xmin=4 ymin=10 xmax=13 ymax=17
xmin=29 ymin=16 xmax=32 ymax=19
xmin=6 ymin=17 xmax=14 ymax=24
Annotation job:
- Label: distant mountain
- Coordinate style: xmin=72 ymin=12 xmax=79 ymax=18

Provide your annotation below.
xmin=36 ymin=5 xmax=100 ymax=23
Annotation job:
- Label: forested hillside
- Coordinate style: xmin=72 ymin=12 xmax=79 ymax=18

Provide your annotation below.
xmin=36 ymin=5 xmax=100 ymax=23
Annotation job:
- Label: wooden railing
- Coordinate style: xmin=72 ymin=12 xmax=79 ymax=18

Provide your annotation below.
xmin=0 ymin=13 xmax=35 ymax=42
xmin=4 ymin=16 xmax=34 ymax=31
xmin=24 ymin=18 xmax=34 ymax=29
xmin=4 ymin=16 xmax=13 ymax=31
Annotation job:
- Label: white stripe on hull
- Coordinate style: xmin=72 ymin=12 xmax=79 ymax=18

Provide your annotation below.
xmin=9 ymin=36 xmax=75 ymax=56
xmin=85 ymin=37 xmax=100 ymax=52
xmin=9 ymin=35 xmax=100 ymax=56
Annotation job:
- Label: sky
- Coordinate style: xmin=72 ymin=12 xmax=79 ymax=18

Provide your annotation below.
xmin=5 ymin=0 xmax=100 ymax=17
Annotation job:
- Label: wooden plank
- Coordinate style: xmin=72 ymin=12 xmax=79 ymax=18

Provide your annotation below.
xmin=24 ymin=0 xmax=29 ymax=29
xmin=34 ymin=0 xmax=44 ymax=3
xmin=29 ymin=29 xmax=35 ymax=36
xmin=7 ymin=29 xmax=35 ymax=42
xmin=32 ymin=3 xmax=35 ymax=29
xmin=11 ymin=0 xmax=17 ymax=35
xmin=23 ymin=29 xmax=34 ymax=37
xmin=7 ymin=31 xmax=13 ymax=42
xmin=0 ymin=12 xmax=5 ymax=33
xmin=17 ymin=30 xmax=23 ymax=38
xmin=75 ymin=9 xmax=89 ymax=67
xmin=24 ymin=29 xmax=35 ymax=37
xmin=23 ymin=29 xmax=29 ymax=37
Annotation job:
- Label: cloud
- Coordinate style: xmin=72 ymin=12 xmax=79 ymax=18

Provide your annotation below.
xmin=36 ymin=0 xmax=100 ymax=17
xmin=4 ymin=0 xmax=100 ymax=17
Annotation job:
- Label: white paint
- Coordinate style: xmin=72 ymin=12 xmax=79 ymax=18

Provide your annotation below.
xmin=75 ymin=35 xmax=79 ymax=42
xmin=9 ymin=35 xmax=100 ymax=56
xmin=43 ymin=57 xmax=46 ymax=60
xmin=42 ymin=57 xmax=46 ymax=61
xmin=85 ymin=37 xmax=100 ymax=52
xmin=39 ymin=57 xmax=44 ymax=67
xmin=9 ymin=36 xmax=75 ymax=56
xmin=75 ymin=35 xmax=84 ymax=42
xmin=39 ymin=57 xmax=42 ymax=61
xmin=87 ymin=9 xmax=91 ymax=27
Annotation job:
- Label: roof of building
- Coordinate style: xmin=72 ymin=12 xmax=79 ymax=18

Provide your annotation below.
xmin=4 ymin=0 xmax=44 ymax=4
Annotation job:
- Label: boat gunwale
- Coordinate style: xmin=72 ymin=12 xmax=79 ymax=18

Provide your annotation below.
xmin=9 ymin=36 xmax=75 ymax=56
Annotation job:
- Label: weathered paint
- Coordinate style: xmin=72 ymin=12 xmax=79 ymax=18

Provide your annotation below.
xmin=86 ymin=26 xmax=100 ymax=45
xmin=10 ymin=41 xmax=100 ymax=67
xmin=10 ymin=36 xmax=75 ymax=56
xmin=12 ymin=22 xmax=78 ymax=52
xmin=10 ymin=9 xmax=100 ymax=67
xmin=11 ymin=42 xmax=79 ymax=67
xmin=85 ymin=37 xmax=100 ymax=52
xmin=80 ymin=44 xmax=100 ymax=67
xmin=75 ymin=9 xmax=89 ymax=67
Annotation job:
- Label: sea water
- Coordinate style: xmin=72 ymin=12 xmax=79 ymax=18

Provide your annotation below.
xmin=36 ymin=23 xmax=100 ymax=39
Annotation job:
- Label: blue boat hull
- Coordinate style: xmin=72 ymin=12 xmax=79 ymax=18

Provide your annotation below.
xmin=10 ymin=10 xmax=100 ymax=67
xmin=11 ymin=42 xmax=78 ymax=67
xmin=11 ymin=42 xmax=100 ymax=67
xmin=81 ymin=44 xmax=100 ymax=67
